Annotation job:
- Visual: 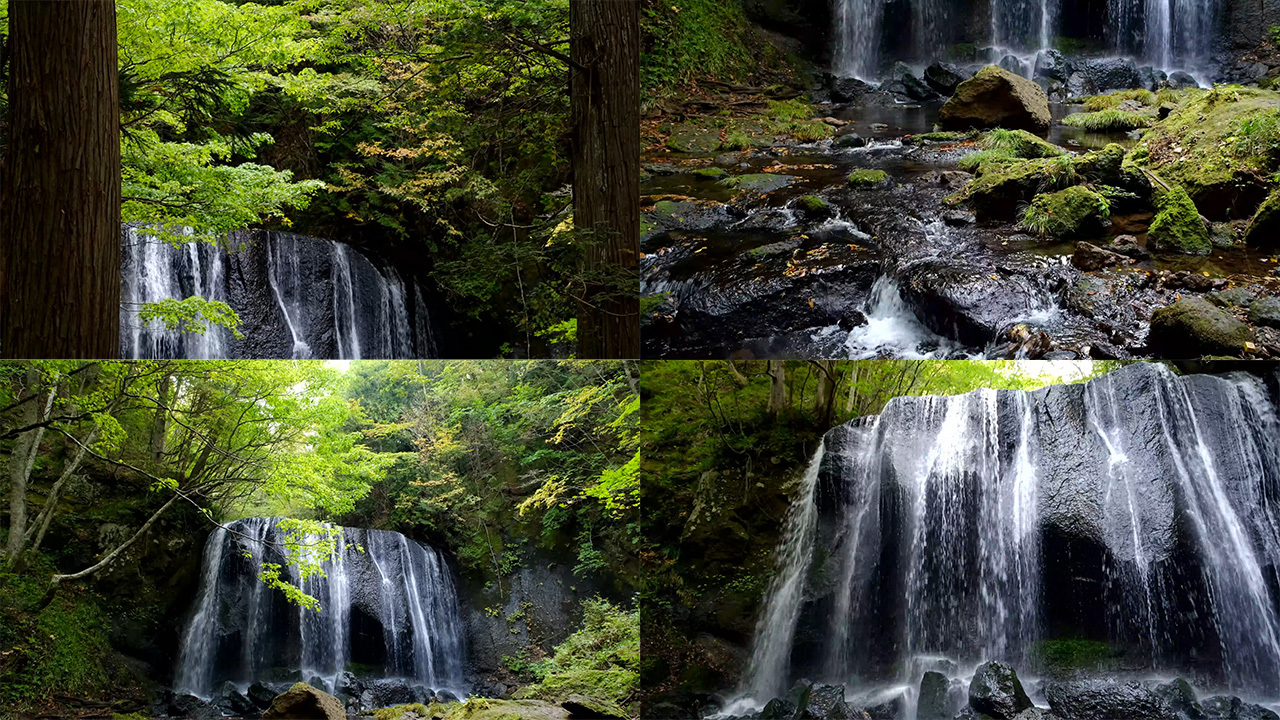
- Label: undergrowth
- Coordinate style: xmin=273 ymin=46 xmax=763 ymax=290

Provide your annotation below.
xmin=1062 ymin=109 xmax=1153 ymax=131
xmin=517 ymin=597 xmax=639 ymax=718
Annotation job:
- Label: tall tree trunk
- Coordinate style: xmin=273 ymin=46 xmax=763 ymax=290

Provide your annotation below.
xmin=815 ymin=360 xmax=837 ymax=424
xmin=4 ymin=368 xmax=43 ymax=565
xmin=150 ymin=373 xmax=171 ymax=462
xmin=570 ymin=0 xmax=640 ymax=359
xmin=768 ymin=360 xmax=787 ymax=418
xmin=0 ymin=0 xmax=121 ymax=358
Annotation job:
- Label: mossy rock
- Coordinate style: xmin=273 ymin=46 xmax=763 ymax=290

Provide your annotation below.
xmin=1073 ymin=143 xmax=1138 ymax=189
xmin=651 ymin=200 xmax=698 ymax=221
xmin=1249 ymin=296 xmax=1280 ymax=329
xmin=847 ymin=169 xmax=889 ymax=187
xmin=951 ymin=156 xmax=1079 ymax=219
xmin=1019 ymin=186 xmax=1111 ymax=238
xmin=1061 ymin=108 xmax=1153 ymax=131
xmin=1150 ymin=297 xmax=1255 ymax=357
xmin=1127 ymin=85 xmax=1280 ymax=219
xmin=1148 ymin=185 xmax=1211 ymax=255
xmin=905 ymin=130 xmax=978 ymax=145
xmin=718 ymin=173 xmax=795 ymax=192
xmin=1244 ymin=189 xmax=1280 ymax=249
xmin=666 ymin=125 xmax=722 ymax=154
xmin=692 ymin=167 xmax=729 ymax=180
xmin=797 ymin=195 xmax=832 ymax=218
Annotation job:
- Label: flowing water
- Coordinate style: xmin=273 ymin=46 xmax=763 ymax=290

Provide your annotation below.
xmin=121 ymin=229 xmax=430 ymax=359
xmin=729 ymin=364 xmax=1280 ymax=710
xmin=175 ymin=517 xmax=465 ymax=699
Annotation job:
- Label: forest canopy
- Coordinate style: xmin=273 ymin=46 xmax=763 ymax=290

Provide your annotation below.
xmin=0 ymin=0 xmax=599 ymax=356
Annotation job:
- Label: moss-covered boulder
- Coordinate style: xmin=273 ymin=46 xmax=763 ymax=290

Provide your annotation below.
xmin=666 ymin=125 xmax=722 ymax=154
xmin=1020 ymin=186 xmax=1111 ymax=238
xmin=1127 ymin=86 xmax=1280 ymax=219
xmin=1249 ymin=296 xmax=1280 ymax=329
xmin=718 ymin=173 xmax=795 ymax=192
xmin=1148 ymin=186 xmax=1211 ymax=255
xmin=797 ymin=195 xmax=832 ymax=219
xmin=939 ymin=65 xmax=1052 ymax=134
xmin=1149 ymin=297 xmax=1255 ymax=357
xmin=980 ymin=128 xmax=1066 ymax=158
xmin=847 ymin=169 xmax=889 ymax=187
xmin=1244 ymin=189 xmax=1280 ymax=249
xmin=950 ymin=156 xmax=1078 ymax=219
xmin=692 ymin=167 xmax=728 ymax=180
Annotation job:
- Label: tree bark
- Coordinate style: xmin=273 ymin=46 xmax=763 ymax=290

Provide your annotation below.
xmin=570 ymin=0 xmax=640 ymax=359
xmin=768 ymin=360 xmax=787 ymax=418
xmin=814 ymin=360 xmax=837 ymax=424
xmin=4 ymin=368 xmax=44 ymax=564
xmin=0 ymin=0 xmax=121 ymax=358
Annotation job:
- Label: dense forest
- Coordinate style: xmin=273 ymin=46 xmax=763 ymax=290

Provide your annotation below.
xmin=638 ymin=360 xmax=1122 ymax=715
xmin=0 ymin=0 xmax=639 ymax=359
xmin=0 ymin=360 xmax=640 ymax=719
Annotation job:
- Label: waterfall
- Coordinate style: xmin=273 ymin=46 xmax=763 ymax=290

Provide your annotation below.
xmin=835 ymin=0 xmax=885 ymax=78
xmin=121 ymin=227 xmax=232 ymax=360
xmin=735 ymin=363 xmax=1280 ymax=703
xmin=733 ymin=444 xmax=827 ymax=707
xmin=119 ymin=229 xmax=436 ymax=359
xmin=174 ymin=517 xmax=466 ymax=699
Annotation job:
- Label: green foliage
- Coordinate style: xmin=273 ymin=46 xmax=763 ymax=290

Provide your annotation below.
xmin=765 ymin=99 xmax=812 ymax=122
xmin=642 ymin=0 xmax=778 ymax=89
xmin=518 ymin=597 xmax=639 ymax=718
xmin=1081 ymin=89 xmax=1155 ymax=111
xmin=957 ymin=149 xmax=1019 ymax=173
xmin=1148 ymin=185 xmax=1212 ymax=255
xmin=1062 ymin=109 xmax=1153 ymax=131
xmin=720 ymin=131 xmax=752 ymax=150
xmin=373 ymin=703 xmax=431 ymax=720
xmin=788 ymin=120 xmax=833 ymax=142
xmin=1033 ymin=638 xmax=1117 ymax=677
xmin=980 ymin=128 xmax=1067 ymax=158
xmin=135 ymin=296 xmax=244 ymax=340
xmin=1232 ymin=108 xmax=1280 ymax=163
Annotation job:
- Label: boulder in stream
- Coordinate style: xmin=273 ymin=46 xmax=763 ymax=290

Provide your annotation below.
xmin=968 ymin=661 xmax=1033 ymax=719
xmin=938 ymin=65 xmax=1051 ymax=134
xmin=1201 ymin=695 xmax=1280 ymax=720
xmin=924 ymin=62 xmax=969 ymax=94
xmin=260 ymin=682 xmax=345 ymax=720
xmin=1244 ymin=190 xmax=1280 ymax=249
xmin=1149 ymin=297 xmax=1256 ymax=357
xmin=1071 ymin=241 xmax=1132 ymax=271
xmin=917 ymin=671 xmax=951 ymax=720
xmin=1148 ymin=186 xmax=1212 ymax=256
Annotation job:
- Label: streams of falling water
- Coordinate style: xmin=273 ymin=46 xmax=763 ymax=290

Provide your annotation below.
xmin=175 ymin=518 xmax=465 ymax=699
xmin=730 ymin=364 xmax=1280 ymax=710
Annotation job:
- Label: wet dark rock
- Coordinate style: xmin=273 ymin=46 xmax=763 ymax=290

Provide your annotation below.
xmin=1249 ymin=296 xmax=1280 ymax=328
xmin=1201 ymin=695 xmax=1280 ymax=720
xmin=999 ymin=54 xmax=1030 ymax=77
xmin=835 ymin=132 xmax=868 ymax=149
xmin=899 ymin=260 xmax=1051 ymax=347
xmin=864 ymin=688 xmax=909 ymax=719
xmin=1209 ymin=286 xmax=1262 ymax=308
xmin=918 ymin=671 xmax=951 ymax=720
xmin=939 ymin=65 xmax=1051 ymax=133
xmin=925 ymin=62 xmax=969 ymax=94
xmin=1044 ymin=679 xmax=1179 ymax=720
xmin=369 ymin=678 xmax=416 ymax=707
xmin=170 ymin=693 xmax=208 ymax=716
xmin=1168 ymin=71 xmax=1200 ymax=89
xmin=1106 ymin=235 xmax=1150 ymax=259
xmin=922 ymin=170 xmax=973 ymax=190
xmin=248 ymin=682 xmax=277 ymax=709
xmin=956 ymin=708 xmax=999 ymax=720
xmin=647 ymin=200 xmax=736 ymax=233
xmin=969 ymin=661 xmax=1033 ymax=720
xmin=1150 ymin=297 xmax=1256 ymax=357
xmin=1071 ymin=241 xmax=1132 ymax=271
xmin=1083 ymin=57 xmax=1143 ymax=92
xmin=943 ymin=209 xmax=976 ymax=226
xmin=216 ymin=681 xmax=258 ymax=716
xmin=889 ymin=62 xmax=938 ymax=101
xmin=1245 ymin=190 xmax=1280 ymax=249
xmin=1033 ymin=49 xmax=1071 ymax=83
xmin=1150 ymin=678 xmax=1205 ymax=719
xmin=644 ymin=163 xmax=682 ymax=176
xmin=667 ymin=125 xmax=723 ymax=154
xmin=831 ymin=76 xmax=875 ymax=103
xmin=760 ymin=696 xmax=795 ymax=719
xmin=1139 ymin=66 xmax=1168 ymax=90
xmin=720 ymin=173 xmax=797 ymax=193
xmin=804 ymin=684 xmax=849 ymax=718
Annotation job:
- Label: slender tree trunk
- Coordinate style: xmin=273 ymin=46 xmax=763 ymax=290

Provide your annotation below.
xmin=815 ymin=360 xmax=836 ymax=424
xmin=768 ymin=361 xmax=787 ymax=418
xmin=4 ymin=368 xmax=43 ymax=564
xmin=150 ymin=373 xmax=171 ymax=462
xmin=570 ymin=0 xmax=639 ymax=359
xmin=0 ymin=0 xmax=121 ymax=358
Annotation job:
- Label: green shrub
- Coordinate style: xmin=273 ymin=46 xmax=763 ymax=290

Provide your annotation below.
xmin=1233 ymin=108 xmax=1280 ymax=163
xmin=1082 ymin=89 xmax=1155 ymax=111
xmin=1062 ymin=109 xmax=1153 ymax=131
xmin=958 ymin=149 xmax=1018 ymax=173
xmin=720 ymin=131 xmax=752 ymax=150
xmin=789 ymin=120 xmax=832 ymax=142
xmin=517 ymin=598 xmax=638 ymax=719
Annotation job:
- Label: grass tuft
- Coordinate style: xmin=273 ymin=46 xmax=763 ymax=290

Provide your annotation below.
xmin=1062 ymin=109 xmax=1153 ymax=132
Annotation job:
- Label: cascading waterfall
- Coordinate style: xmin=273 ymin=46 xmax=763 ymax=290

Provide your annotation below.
xmin=733 ymin=363 xmax=1280 ymax=708
xmin=732 ymin=445 xmax=827 ymax=708
xmin=120 ymin=229 xmax=435 ymax=359
xmin=175 ymin=517 xmax=465 ymax=700
xmin=833 ymin=0 xmax=1215 ymax=80
xmin=122 ymin=227 xmax=232 ymax=360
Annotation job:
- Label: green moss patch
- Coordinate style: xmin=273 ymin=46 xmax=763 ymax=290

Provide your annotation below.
xmin=1019 ymin=185 xmax=1111 ymax=238
xmin=718 ymin=173 xmax=795 ymax=192
xmin=980 ymin=128 xmax=1067 ymax=158
xmin=1062 ymin=108 xmax=1153 ymax=131
xmin=950 ymin=155 xmax=1079 ymax=219
xmin=665 ymin=125 xmax=722 ymax=154
xmin=1033 ymin=638 xmax=1118 ymax=677
xmin=1148 ymin=185 xmax=1211 ymax=255
xmin=1081 ymin=89 xmax=1156 ymax=111
xmin=789 ymin=120 xmax=833 ymax=142
xmin=692 ymin=167 xmax=729 ymax=180
xmin=1245 ymin=189 xmax=1280 ymax=248
xmin=847 ymin=169 xmax=889 ymax=187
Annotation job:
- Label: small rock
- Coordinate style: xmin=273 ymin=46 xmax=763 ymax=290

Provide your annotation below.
xmin=1072 ymin=241 xmax=1132 ymax=271
xmin=944 ymin=209 xmax=976 ymax=226
xmin=835 ymin=132 xmax=868 ymax=149
xmin=1106 ymin=235 xmax=1150 ymax=259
